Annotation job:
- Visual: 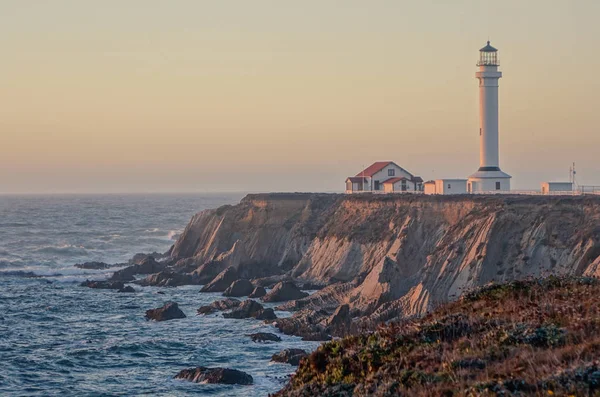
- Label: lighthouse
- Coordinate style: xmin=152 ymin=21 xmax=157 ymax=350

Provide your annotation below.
xmin=467 ymin=41 xmax=511 ymax=193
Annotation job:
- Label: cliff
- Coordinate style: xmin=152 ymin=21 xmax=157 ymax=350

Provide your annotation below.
xmin=171 ymin=193 xmax=600 ymax=324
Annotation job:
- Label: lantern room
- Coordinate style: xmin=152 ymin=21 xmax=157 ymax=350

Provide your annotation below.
xmin=477 ymin=41 xmax=499 ymax=66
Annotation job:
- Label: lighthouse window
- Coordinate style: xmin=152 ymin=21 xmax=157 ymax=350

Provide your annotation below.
xmin=496 ymin=182 xmax=501 ymax=190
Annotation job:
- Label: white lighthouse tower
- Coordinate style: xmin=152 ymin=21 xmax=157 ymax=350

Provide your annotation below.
xmin=467 ymin=41 xmax=511 ymax=193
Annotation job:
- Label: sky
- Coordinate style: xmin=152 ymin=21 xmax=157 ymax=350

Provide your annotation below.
xmin=1 ymin=0 xmax=599 ymax=193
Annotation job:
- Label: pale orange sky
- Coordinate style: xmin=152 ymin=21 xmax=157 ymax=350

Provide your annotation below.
xmin=1 ymin=0 xmax=599 ymax=193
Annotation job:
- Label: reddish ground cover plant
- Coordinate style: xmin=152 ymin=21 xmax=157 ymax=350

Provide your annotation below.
xmin=275 ymin=276 xmax=600 ymax=396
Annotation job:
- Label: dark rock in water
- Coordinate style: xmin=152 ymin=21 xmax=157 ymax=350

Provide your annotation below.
xmin=252 ymin=275 xmax=290 ymax=289
xmin=223 ymin=299 xmax=264 ymax=319
xmin=136 ymin=271 xmax=195 ymax=287
xmin=248 ymin=286 xmax=267 ymax=298
xmin=74 ymin=261 xmax=123 ymax=270
xmin=191 ymin=260 xmax=228 ymax=284
xmin=271 ymin=348 xmax=308 ymax=366
xmin=193 ymin=260 xmax=232 ymax=284
xmin=255 ymin=308 xmax=277 ymax=321
xmin=80 ymin=280 xmax=125 ymax=290
xmin=200 ymin=266 xmax=238 ymax=293
xmin=197 ymin=306 xmax=216 ymax=315
xmin=197 ymin=298 xmax=241 ymax=315
xmin=247 ymin=332 xmax=281 ymax=343
xmin=223 ymin=279 xmax=254 ymax=297
xmin=129 ymin=252 xmax=167 ymax=265
xmin=262 ymin=281 xmax=309 ymax=303
xmin=156 ymin=291 xmax=166 ymax=295
xmin=118 ymin=286 xmax=136 ymax=293
xmin=174 ymin=367 xmax=253 ymax=385
xmin=327 ymin=304 xmax=352 ymax=336
xmin=145 ymin=302 xmax=186 ymax=321
xmin=275 ymin=309 xmax=332 ymax=341
xmin=110 ymin=256 xmax=166 ymax=282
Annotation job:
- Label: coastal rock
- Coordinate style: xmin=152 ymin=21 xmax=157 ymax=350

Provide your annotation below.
xmin=248 ymin=286 xmax=267 ymax=298
xmin=222 ymin=299 xmax=264 ymax=319
xmin=74 ymin=261 xmax=123 ymax=270
xmin=247 ymin=332 xmax=281 ymax=343
xmin=271 ymin=349 xmax=308 ymax=366
xmin=174 ymin=367 xmax=253 ymax=385
xmin=136 ymin=271 xmax=194 ymax=287
xmin=262 ymin=281 xmax=309 ymax=303
xmin=255 ymin=308 xmax=277 ymax=321
xmin=200 ymin=266 xmax=238 ymax=293
xmin=80 ymin=280 xmax=125 ymax=290
xmin=129 ymin=252 xmax=167 ymax=265
xmin=326 ymin=304 xmax=352 ymax=337
xmin=274 ymin=309 xmax=331 ymax=341
xmin=197 ymin=298 xmax=241 ymax=315
xmin=110 ymin=256 xmax=166 ymax=282
xmin=223 ymin=279 xmax=254 ymax=297
xmin=145 ymin=302 xmax=186 ymax=321
xmin=118 ymin=286 xmax=136 ymax=293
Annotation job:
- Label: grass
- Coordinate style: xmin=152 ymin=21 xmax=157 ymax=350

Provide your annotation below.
xmin=275 ymin=276 xmax=600 ymax=396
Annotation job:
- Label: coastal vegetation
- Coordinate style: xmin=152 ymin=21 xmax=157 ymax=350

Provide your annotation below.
xmin=276 ymin=277 xmax=600 ymax=396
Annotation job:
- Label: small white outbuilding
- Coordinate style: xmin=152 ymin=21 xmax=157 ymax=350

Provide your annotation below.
xmin=541 ymin=182 xmax=573 ymax=195
xmin=424 ymin=179 xmax=468 ymax=195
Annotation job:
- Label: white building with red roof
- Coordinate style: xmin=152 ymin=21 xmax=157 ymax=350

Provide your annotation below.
xmin=345 ymin=162 xmax=423 ymax=194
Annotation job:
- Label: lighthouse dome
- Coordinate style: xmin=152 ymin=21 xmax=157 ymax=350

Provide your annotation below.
xmin=480 ymin=41 xmax=498 ymax=52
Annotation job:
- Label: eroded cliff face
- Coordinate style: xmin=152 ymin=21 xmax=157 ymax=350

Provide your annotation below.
xmin=171 ymin=193 xmax=600 ymax=321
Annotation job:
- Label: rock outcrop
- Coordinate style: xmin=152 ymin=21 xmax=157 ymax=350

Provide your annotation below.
xmin=197 ymin=298 xmax=241 ymax=315
xmin=223 ymin=279 xmax=254 ymax=297
xmin=110 ymin=256 xmax=166 ymax=282
xmin=174 ymin=367 xmax=253 ymax=385
xmin=136 ymin=271 xmax=194 ymax=287
xmin=248 ymin=286 xmax=267 ymax=298
xmin=145 ymin=302 xmax=186 ymax=321
xmin=262 ymin=281 xmax=308 ymax=303
xmin=247 ymin=332 xmax=281 ymax=342
xmin=222 ymin=299 xmax=275 ymax=320
xmin=74 ymin=261 xmax=123 ymax=270
xmin=271 ymin=349 xmax=308 ymax=366
xmin=200 ymin=266 xmax=238 ymax=293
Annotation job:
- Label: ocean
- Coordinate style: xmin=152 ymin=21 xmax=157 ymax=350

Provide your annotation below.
xmin=0 ymin=194 xmax=318 ymax=396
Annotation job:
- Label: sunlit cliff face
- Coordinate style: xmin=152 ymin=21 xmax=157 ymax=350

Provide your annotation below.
xmin=1 ymin=1 xmax=599 ymax=193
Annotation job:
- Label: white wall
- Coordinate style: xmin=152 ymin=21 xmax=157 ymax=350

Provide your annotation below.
xmin=541 ymin=182 xmax=573 ymax=193
xmin=468 ymin=177 xmax=511 ymax=192
xmin=435 ymin=179 xmax=467 ymax=195
xmin=371 ymin=164 xmax=413 ymax=191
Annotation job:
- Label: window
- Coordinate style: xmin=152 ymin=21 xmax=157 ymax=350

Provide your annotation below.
xmin=496 ymin=182 xmax=501 ymax=190
xmin=374 ymin=181 xmax=380 ymax=190
xmin=388 ymin=169 xmax=395 ymax=176
xmin=448 ymin=184 xmax=451 ymax=189
xmin=401 ymin=180 xmax=407 ymax=191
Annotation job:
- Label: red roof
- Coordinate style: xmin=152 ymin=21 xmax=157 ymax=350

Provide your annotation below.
xmin=383 ymin=177 xmax=408 ymax=184
xmin=346 ymin=177 xmax=369 ymax=183
xmin=355 ymin=162 xmax=393 ymax=177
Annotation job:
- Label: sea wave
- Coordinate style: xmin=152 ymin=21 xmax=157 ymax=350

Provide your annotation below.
xmin=33 ymin=244 xmax=91 ymax=257
xmin=167 ymin=230 xmax=181 ymax=241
